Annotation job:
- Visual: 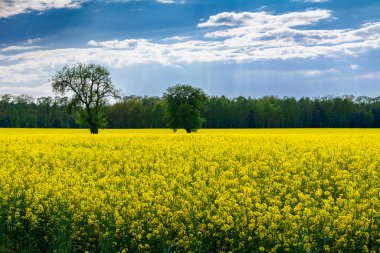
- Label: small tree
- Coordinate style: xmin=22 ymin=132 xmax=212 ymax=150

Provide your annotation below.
xmin=163 ymin=84 xmax=208 ymax=133
xmin=51 ymin=63 xmax=120 ymax=134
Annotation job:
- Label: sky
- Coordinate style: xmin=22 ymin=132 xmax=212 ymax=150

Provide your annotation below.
xmin=0 ymin=0 xmax=380 ymax=98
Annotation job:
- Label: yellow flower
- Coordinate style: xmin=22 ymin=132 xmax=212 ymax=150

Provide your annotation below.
xmin=0 ymin=129 xmax=379 ymax=252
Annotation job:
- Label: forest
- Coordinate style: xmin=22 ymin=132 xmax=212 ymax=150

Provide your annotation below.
xmin=0 ymin=94 xmax=379 ymax=129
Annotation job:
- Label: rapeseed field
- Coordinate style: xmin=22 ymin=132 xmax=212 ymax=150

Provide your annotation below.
xmin=0 ymin=129 xmax=379 ymax=252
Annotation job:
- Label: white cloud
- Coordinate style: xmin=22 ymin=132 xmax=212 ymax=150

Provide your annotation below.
xmin=198 ymin=10 xmax=332 ymax=28
xmin=0 ymin=0 xmax=183 ymax=18
xmin=1 ymin=9 xmax=380 ymax=92
xmin=195 ymin=10 xmax=380 ymax=61
xmin=87 ymin=40 xmax=98 ymax=46
xmin=350 ymin=64 xmax=359 ymax=70
xmin=163 ymin=36 xmax=192 ymax=41
xmin=0 ymin=0 xmax=82 ymax=18
xmin=304 ymin=68 xmax=335 ymax=76
xmin=0 ymin=83 xmax=53 ymax=97
xmin=1 ymin=45 xmax=41 ymax=52
xmin=304 ymin=70 xmax=322 ymax=76
xmin=26 ymin=38 xmax=41 ymax=44
xmin=355 ymin=72 xmax=380 ymax=80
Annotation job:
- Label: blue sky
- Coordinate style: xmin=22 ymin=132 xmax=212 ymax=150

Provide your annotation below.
xmin=0 ymin=0 xmax=380 ymax=98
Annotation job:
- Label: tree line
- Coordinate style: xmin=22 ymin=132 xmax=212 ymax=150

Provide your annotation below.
xmin=1 ymin=93 xmax=380 ymax=129
xmin=0 ymin=94 xmax=78 ymax=128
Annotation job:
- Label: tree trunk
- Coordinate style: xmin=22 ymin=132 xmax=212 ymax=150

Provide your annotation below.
xmin=90 ymin=123 xmax=98 ymax=134
xmin=185 ymin=128 xmax=191 ymax=133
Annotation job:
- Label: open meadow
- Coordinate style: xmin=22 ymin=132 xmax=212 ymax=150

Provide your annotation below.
xmin=0 ymin=129 xmax=379 ymax=252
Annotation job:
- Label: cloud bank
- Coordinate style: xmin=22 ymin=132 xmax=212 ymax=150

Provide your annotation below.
xmin=1 ymin=9 xmax=380 ymax=89
xmin=0 ymin=0 xmax=82 ymax=18
xmin=0 ymin=0 xmax=182 ymax=18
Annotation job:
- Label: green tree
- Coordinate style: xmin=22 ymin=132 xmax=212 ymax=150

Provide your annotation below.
xmin=163 ymin=84 xmax=208 ymax=133
xmin=51 ymin=63 xmax=120 ymax=134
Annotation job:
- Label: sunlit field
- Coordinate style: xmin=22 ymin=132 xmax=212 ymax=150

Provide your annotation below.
xmin=1 ymin=129 xmax=380 ymax=252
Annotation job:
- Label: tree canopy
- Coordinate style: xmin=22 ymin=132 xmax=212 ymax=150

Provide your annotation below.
xmin=51 ymin=63 xmax=120 ymax=134
xmin=163 ymin=84 xmax=208 ymax=133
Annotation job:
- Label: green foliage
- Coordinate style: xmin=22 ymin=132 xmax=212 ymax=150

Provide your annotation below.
xmin=1 ymin=94 xmax=380 ymax=129
xmin=106 ymin=96 xmax=166 ymax=128
xmin=51 ymin=63 xmax=120 ymax=134
xmin=163 ymin=84 xmax=208 ymax=133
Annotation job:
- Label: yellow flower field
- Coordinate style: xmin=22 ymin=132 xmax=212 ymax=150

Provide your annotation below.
xmin=0 ymin=129 xmax=379 ymax=252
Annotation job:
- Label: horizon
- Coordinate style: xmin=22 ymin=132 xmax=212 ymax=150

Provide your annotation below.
xmin=1 ymin=0 xmax=380 ymax=98
xmin=2 ymin=91 xmax=380 ymax=102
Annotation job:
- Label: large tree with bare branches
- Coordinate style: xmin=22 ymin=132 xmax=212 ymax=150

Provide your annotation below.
xmin=51 ymin=63 xmax=120 ymax=134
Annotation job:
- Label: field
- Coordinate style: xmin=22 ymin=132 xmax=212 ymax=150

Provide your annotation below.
xmin=0 ymin=129 xmax=379 ymax=252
